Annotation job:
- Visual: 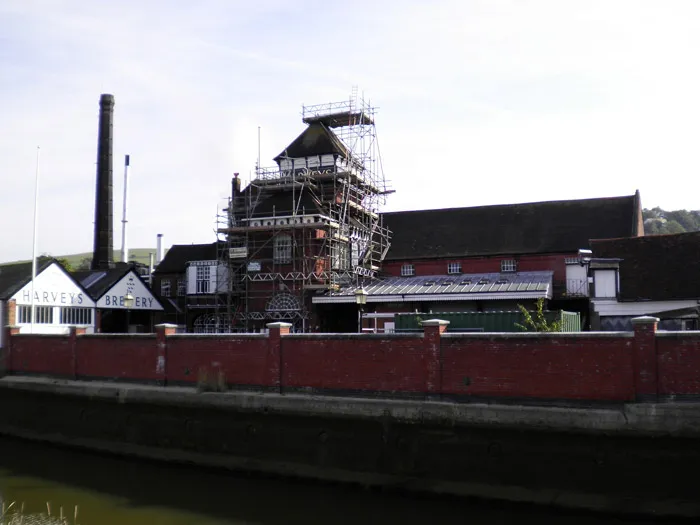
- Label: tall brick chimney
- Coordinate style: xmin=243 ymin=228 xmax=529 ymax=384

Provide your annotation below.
xmin=92 ymin=93 xmax=115 ymax=270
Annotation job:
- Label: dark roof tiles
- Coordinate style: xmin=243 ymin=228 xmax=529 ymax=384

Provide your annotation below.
xmin=591 ymin=232 xmax=700 ymax=301
xmin=274 ymin=122 xmax=349 ymax=162
xmin=154 ymin=243 xmax=220 ymax=274
xmin=383 ymin=193 xmax=642 ymax=260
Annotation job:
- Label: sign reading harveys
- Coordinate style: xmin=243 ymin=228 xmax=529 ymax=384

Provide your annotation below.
xmin=12 ymin=263 xmax=96 ymax=307
xmin=96 ymin=272 xmax=163 ymax=310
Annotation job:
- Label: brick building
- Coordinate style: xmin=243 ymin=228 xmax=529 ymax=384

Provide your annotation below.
xmin=590 ymin=231 xmax=700 ymax=330
xmin=313 ymin=192 xmax=644 ymax=331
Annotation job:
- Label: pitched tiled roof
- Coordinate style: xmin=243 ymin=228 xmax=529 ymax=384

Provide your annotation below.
xmin=0 ymin=259 xmax=54 ymax=300
xmin=72 ymin=266 xmax=131 ymax=300
xmin=153 ymin=243 xmax=220 ymax=274
xmin=591 ymin=232 xmax=700 ymax=301
xmin=382 ymin=193 xmax=642 ymax=261
xmin=313 ymin=271 xmax=552 ymax=304
xmin=274 ymin=122 xmax=349 ymax=162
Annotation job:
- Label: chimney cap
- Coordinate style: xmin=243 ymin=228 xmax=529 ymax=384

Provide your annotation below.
xmin=99 ymin=93 xmax=115 ymax=106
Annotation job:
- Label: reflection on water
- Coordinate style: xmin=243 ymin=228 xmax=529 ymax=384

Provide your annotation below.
xmin=0 ymin=436 xmax=677 ymax=525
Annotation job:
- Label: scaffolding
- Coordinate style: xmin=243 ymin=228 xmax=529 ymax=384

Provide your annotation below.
xmin=212 ymin=90 xmax=392 ymax=333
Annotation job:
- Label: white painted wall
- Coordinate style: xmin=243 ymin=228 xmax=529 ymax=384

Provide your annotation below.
xmin=593 ymin=298 xmax=698 ymax=317
xmin=96 ymin=270 xmax=163 ymax=310
xmin=593 ymin=269 xmax=617 ymax=298
xmin=10 ymin=262 xmax=96 ymax=335
xmin=565 ymin=263 xmax=588 ymax=296
xmin=186 ymin=262 xmax=228 ymax=295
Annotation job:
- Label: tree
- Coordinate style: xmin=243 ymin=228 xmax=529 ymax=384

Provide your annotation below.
xmin=515 ymin=298 xmax=562 ymax=332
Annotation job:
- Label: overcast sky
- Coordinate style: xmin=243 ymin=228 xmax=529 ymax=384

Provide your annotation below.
xmin=2 ymin=0 xmax=700 ymax=263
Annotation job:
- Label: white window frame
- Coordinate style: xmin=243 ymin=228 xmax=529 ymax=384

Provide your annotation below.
xmin=161 ymin=279 xmax=171 ymax=297
xmin=60 ymin=307 xmax=93 ymax=325
xmin=196 ymin=265 xmax=211 ymax=294
xmin=501 ymin=259 xmax=517 ymax=272
xmin=177 ymin=278 xmax=185 ymax=296
xmin=17 ymin=305 xmax=32 ymax=324
xmin=447 ymin=262 xmax=462 ymax=274
xmin=274 ymin=234 xmax=292 ymax=264
xmin=401 ymin=264 xmax=415 ymax=277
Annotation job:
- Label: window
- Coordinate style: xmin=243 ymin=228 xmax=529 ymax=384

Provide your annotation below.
xmin=501 ymin=259 xmax=517 ymax=272
xmin=18 ymin=306 xmax=32 ymax=324
xmin=161 ymin=279 xmax=171 ymax=297
xmin=274 ymin=234 xmax=292 ymax=264
xmin=401 ymin=264 xmax=415 ymax=277
xmin=18 ymin=305 xmax=54 ymax=324
xmin=331 ymin=242 xmax=349 ymax=270
xmin=60 ymin=307 xmax=92 ymax=325
xmin=177 ymin=279 xmax=185 ymax=296
xmin=447 ymin=262 xmax=462 ymax=274
xmin=196 ymin=265 xmax=211 ymax=294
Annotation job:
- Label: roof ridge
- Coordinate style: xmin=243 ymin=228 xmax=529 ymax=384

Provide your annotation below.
xmin=383 ymin=194 xmax=637 ymax=216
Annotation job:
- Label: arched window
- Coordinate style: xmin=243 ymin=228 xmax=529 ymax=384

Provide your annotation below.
xmin=274 ymin=234 xmax=292 ymax=264
xmin=193 ymin=313 xmax=231 ymax=334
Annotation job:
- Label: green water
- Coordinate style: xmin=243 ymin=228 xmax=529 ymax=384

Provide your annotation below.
xmin=0 ymin=436 xmax=672 ymax=525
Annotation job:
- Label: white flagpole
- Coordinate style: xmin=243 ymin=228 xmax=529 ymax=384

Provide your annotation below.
xmin=30 ymin=146 xmax=40 ymax=334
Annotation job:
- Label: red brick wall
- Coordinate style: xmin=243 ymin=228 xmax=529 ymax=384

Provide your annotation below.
xmin=11 ymin=335 xmax=73 ymax=377
xmin=383 ymin=253 xmax=570 ymax=282
xmin=282 ymin=335 xmax=426 ymax=392
xmin=7 ymin=319 xmax=700 ymax=402
xmin=75 ymin=335 xmax=159 ymax=382
xmin=167 ymin=335 xmax=270 ymax=386
xmin=657 ymin=334 xmax=700 ymax=396
xmin=441 ymin=335 xmax=635 ymax=401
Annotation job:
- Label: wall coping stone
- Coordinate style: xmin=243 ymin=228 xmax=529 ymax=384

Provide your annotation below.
xmin=631 ymin=316 xmax=660 ymax=325
xmin=420 ymin=319 xmax=450 ymax=327
xmin=441 ymin=331 xmax=634 ymax=339
xmin=267 ymin=322 xmax=293 ymax=329
xmin=284 ymin=333 xmax=422 ymax=340
xmin=168 ymin=333 xmax=267 ymax=339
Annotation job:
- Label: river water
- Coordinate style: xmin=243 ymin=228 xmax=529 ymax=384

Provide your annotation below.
xmin=0 ymin=436 xmax=679 ymax=525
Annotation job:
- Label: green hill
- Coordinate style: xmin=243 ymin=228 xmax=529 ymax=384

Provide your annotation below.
xmin=1 ymin=248 xmax=166 ymax=270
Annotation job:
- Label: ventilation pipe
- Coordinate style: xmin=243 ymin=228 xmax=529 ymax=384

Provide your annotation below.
xmin=156 ymin=234 xmax=163 ymax=266
xmin=120 ymin=154 xmax=130 ymax=264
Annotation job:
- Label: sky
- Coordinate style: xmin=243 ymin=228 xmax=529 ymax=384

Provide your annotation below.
xmin=2 ymin=0 xmax=700 ymax=263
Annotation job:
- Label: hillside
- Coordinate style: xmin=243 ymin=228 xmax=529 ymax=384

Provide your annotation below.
xmin=1 ymin=248 xmax=164 ymax=270
xmin=643 ymin=208 xmax=700 ymax=235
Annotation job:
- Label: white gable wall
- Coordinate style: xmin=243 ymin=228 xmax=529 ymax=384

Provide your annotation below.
xmin=10 ymin=262 xmax=96 ymax=335
xmin=96 ymin=270 xmax=163 ymax=310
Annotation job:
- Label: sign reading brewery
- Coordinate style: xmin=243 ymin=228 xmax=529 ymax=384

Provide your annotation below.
xmin=96 ymin=272 xmax=163 ymax=310
xmin=12 ymin=262 xmax=95 ymax=307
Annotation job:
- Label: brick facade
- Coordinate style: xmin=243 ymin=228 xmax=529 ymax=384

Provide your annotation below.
xmin=6 ymin=316 xmax=696 ymax=403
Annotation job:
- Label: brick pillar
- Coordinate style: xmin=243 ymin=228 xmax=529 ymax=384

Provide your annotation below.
xmin=69 ymin=326 xmax=87 ymax=380
xmin=155 ymin=323 xmax=177 ymax=386
xmin=267 ymin=322 xmax=292 ymax=393
xmin=6 ymin=299 xmax=16 ymax=327
xmin=631 ymin=316 xmax=659 ymax=402
xmin=3 ymin=324 xmax=21 ymax=376
xmin=422 ymin=319 xmax=450 ymax=398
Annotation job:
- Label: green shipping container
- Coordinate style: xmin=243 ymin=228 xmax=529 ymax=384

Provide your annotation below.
xmin=395 ymin=310 xmax=581 ymax=333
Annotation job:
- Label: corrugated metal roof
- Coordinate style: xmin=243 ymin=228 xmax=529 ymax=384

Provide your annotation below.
xmin=313 ymin=271 xmax=553 ymax=304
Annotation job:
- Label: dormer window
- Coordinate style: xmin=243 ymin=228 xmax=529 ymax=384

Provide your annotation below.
xmin=401 ymin=264 xmax=415 ymax=277
xmin=501 ymin=259 xmax=517 ymax=272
